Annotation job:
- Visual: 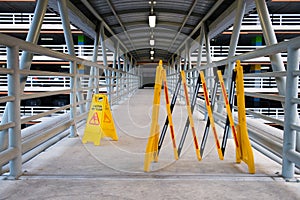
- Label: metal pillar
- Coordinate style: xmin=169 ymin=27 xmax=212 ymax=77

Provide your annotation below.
xmin=129 ymin=56 xmax=133 ymax=95
xmin=203 ymin=23 xmax=214 ymax=91
xmin=224 ymin=0 xmax=246 ymax=87
xmin=99 ymin=22 xmax=111 ymax=102
xmin=124 ymin=54 xmax=129 ymax=96
xmin=58 ymin=0 xmax=82 ymax=137
xmin=217 ymin=0 xmax=245 ymax=116
xmin=7 ymin=46 xmax=22 ymax=178
xmin=112 ymin=43 xmax=117 ymax=103
xmin=118 ymin=48 xmax=123 ymax=101
xmin=196 ymin=28 xmax=205 ymax=68
xmin=255 ymin=0 xmax=300 ymax=156
xmin=0 ymin=0 xmax=48 ymax=172
xmin=184 ymin=44 xmax=188 ymax=71
xmin=282 ymin=47 xmax=299 ymax=179
xmin=86 ymin=24 xmax=101 ymax=111
xmin=255 ymin=0 xmax=286 ymax=94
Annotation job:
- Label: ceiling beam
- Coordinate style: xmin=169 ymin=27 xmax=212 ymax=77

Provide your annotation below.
xmin=170 ymin=0 xmax=225 ymax=62
xmin=167 ymin=0 xmax=198 ymax=52
xmin=105 ymin=0 xmax=137 ymax=60
xmin=80 ymin=0 xmax=131 ymax=58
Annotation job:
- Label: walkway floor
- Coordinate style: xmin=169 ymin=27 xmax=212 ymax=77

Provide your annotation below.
xmin=1 ymin=89 xmax=299 ymax=199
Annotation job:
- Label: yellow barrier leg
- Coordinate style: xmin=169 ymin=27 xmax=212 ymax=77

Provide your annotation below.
xmin=235 ymin=60 xmax=255 ymax=174
xmin=162 ymin=70 xmax=179 ymax=160
xmin=217 ymin=70 xmax=241 ymax=159
xmin=181 ymin=71 xmax=202 ymax=161
xmin=200 ymin=71 xmax=224 ymax=160
xmin=144 ymin=61 xmax=164 ymax=172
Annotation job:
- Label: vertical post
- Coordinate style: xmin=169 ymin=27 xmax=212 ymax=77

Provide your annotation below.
xmin=58 ymin=0 xmax=82 ymax=137
xmin=203 ymin=23 xmax=214 ymax=91
xmin=116 ymin=42 xmax=120 ymax=101
xmin=224 ymin=0 xmax=246 ymax=88
xmin=125 ymin=54 xmax=129 ymax=96
xmin=282 ymin=47 xmax=299 ymax=179
xmin=217 ymin=0 xmax=246 ymax=116
xmin=86 ymin=23 xmax=101 ymax=111
xmin=0 ymin=0 xmax=48 ymax=158
xmin=177 ymin=51 xmax=183 ymax=101
xmin=255 ymin=0 xmax=286 ymax=79
xmin=99 ymin=22 xmax=110 ymax=102
xmin=129 ymin=56 xmax=133 ymax=95
xmin=203 ymin=23 xmax=219 ymax=121
xmin=70 ymin=61 xmax=77 ymax=138
xmin=255 ymin=0 xmax=300 ymax=154
xmin=184 ymin=44 xmax=188 ymax=71
xmin=19 ymin=0 xmax=48 ymax=71
xmin=7 ymin=46 xmax=22 ymax=178
xmin=112 ymin=43 xmax=117 ymax=103
xmin=196 ymin=28 xmax=205 ymax=68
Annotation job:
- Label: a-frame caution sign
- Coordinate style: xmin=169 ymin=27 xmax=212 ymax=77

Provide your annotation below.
xmin=82 ymin=94 xmax=118 ymax=146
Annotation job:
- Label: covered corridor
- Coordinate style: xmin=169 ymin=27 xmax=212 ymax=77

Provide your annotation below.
xmin=0 ymin=0 xmax=300 ymax=199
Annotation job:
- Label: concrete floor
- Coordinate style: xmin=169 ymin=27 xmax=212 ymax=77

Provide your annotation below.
xmin=1 ymin=89 xmax=299 ymax=199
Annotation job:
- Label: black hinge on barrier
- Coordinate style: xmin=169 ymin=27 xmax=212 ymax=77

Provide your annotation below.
xmin=177 ymin=73 xmax=201 ymax=157
xmin=157 ymin=75 xmax=182 ymax=154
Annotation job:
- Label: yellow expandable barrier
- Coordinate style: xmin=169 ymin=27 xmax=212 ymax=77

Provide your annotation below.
xmin=144 ymin=60 xmax=180 ymax=172
xmin=235 ymin=60 xmax=255 ymax=174
xmin=162 ymin=70 xmax=179 ymax=160
xmin=217 ymin=70 xmax=241 ymax=159
xmin=144 ymin=60 xmax=164 ymax=172
xmin=200 ymin=71 xmax=224 ymax=160
xmin=181 ymin=71 xmax=202 ymax=161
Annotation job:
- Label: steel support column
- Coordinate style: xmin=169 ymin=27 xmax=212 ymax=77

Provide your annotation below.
xmin=255 ymin=0 xmax=286 ymax=95
xmin=217 ymin=0 xmax=245 ymax=116
xmin=0 ymin=0 xmax=48 ymax=172
xmin=7 ymin=46 xmax=22 ymax=178
xmin=196 ymin=27 xmax=204 ymax=68
xmin=203 ymin=23 xmax=213 ymax=91
xmin=112 ymin=43 xmax=117 ymax=103
xmin=99 ymin=22 xmax=110 ymax=102
xmin=255 ymin=0 xmax=300 ymax=156
xmin=117 ymin=47 xmax=123 ymax=101
xmin=184 ymin=44 xmax=188 ymax=71
xmin=224 ymin=0 xmax=246 ymax=87
xmin=282 ymin=47 xmax=299 ymax=179
xmin=86 ymin=24 xmax=101 ymax=111
xmin=124 ymin=54 xmax=129 ymax=95
xmin=58 ymin=0 xmax=82 ymax=137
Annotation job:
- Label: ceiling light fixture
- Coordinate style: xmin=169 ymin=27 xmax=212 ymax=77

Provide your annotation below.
xmin=150 ymin=39 xmax=155 ymax=46
xmin=151 ymin=56 xmax=154 ymax=60
xmin=149 ymin=15 xmax=156 ymax=28
xmin=41 ymin=37 xmax=53 ymax=41
xmin=150 ymin=50 xmax=154 ymax=55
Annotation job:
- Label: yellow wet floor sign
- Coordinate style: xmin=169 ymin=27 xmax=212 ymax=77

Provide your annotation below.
xmin=82 ymin=94 xmax=118 ymax=145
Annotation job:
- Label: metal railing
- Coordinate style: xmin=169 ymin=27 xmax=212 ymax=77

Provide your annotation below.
xmin=167 ymin=36 xmax=300 ymax=179
xmin=0 ymin=33 xmax=140 ymax=178
xmin=0 ymin=44 xmax=289 ymax=63
xmin=242 ymin=14 xmax=300 ymax=27
xmin=1 ymin=13 xmax=299 ymax=29
xmin=0 ymin=13 xmax=60 ymax=24
xmin=0 ymin=12 xmax=77 ymax=29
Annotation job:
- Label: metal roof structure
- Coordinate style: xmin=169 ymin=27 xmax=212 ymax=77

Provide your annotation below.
xmin=67 ymin=0 xmax=255 ymax=63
